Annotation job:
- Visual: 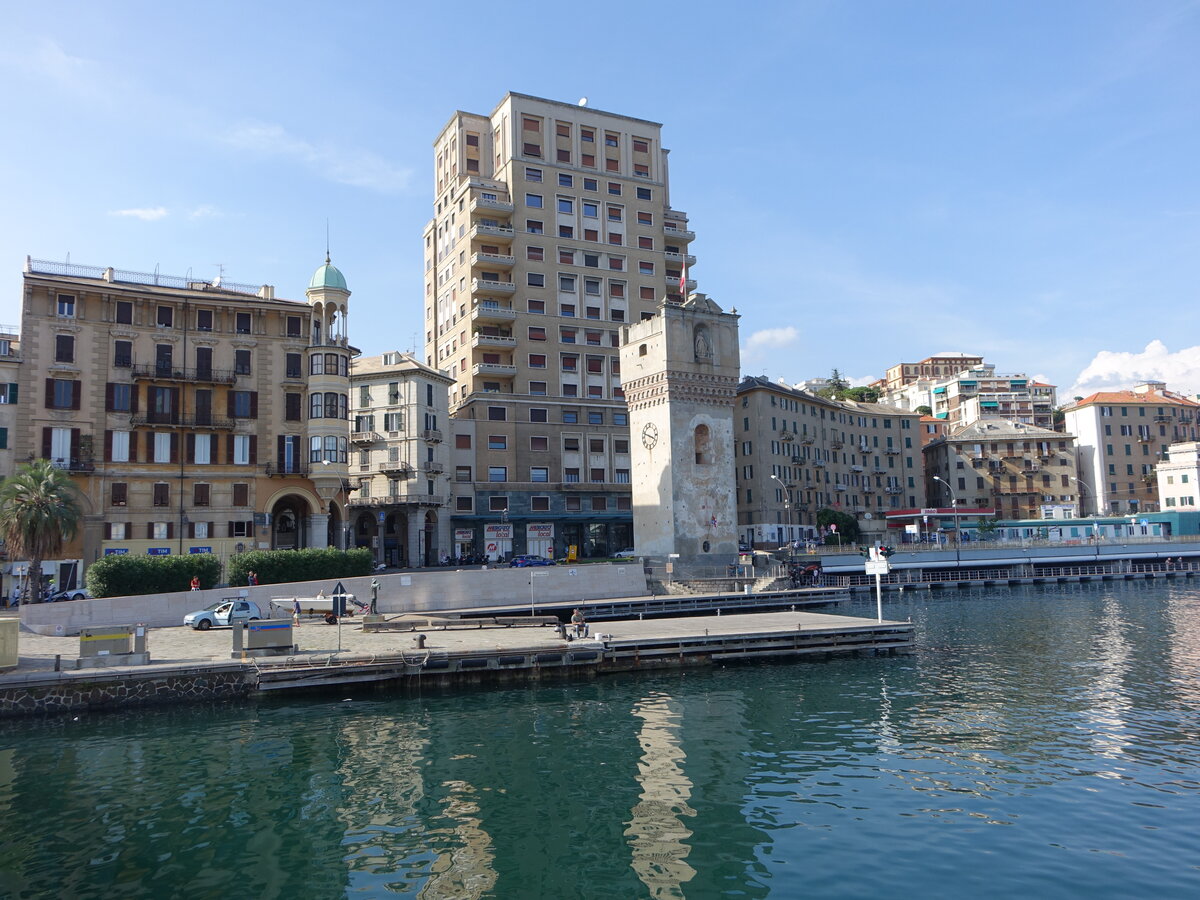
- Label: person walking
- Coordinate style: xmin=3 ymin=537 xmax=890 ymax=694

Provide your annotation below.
xmin=247 ymin=570 xmax=258 ymax=586
xmin=292 ymin=597 xmax=301 ymax=625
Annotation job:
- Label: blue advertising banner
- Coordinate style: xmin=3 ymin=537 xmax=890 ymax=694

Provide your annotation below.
xmin=105 ymin=548 xmax=129 ymax=556
xmin=189 ymin=547 xmax=213 ymax=554
xmin=147 ymin=548 xmax=171 ymax=556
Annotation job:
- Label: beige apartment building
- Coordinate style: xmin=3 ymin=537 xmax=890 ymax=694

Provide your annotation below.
xmin=0 ymin=324 xmax=19 ymax=480
xmin=734 ymin=377 xmax=926 ymax=547
xmin=16 ymin=256 xmax=354 ymax=574
xmin=1063 ymin=383 xmax=1200 ymax=514
xmin=423 ymin=93 xmax=695 ymax=558
xmin=883 ymin=353 xmax=983 ymax=393
xmin=347 ymin=351 xmax=453 ymax=566
xmin=924 ymin=419 xmax=1078 ymax=519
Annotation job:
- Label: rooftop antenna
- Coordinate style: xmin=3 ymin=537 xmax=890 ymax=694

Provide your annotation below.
xmin=212 ymin=263 xmax=225 ymax=287
xmin=325 ymin=218 xmax=331 ymax=264
xmin=578 ymin=97 xmax=588 ymax=107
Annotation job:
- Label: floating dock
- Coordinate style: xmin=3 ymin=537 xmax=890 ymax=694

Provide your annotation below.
xmin=1 ymin=609 xmax=912 ymax=717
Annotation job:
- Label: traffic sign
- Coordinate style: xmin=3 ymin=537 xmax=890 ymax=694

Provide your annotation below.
xmin=865 ymin=559 xmax=890 ymax=576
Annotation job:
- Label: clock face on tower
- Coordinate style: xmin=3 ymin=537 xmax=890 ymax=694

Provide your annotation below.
xmin=641 ymin=422 xmax=659 ymax=449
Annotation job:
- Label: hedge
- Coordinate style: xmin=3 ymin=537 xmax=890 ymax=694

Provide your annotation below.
xmin=85 ymin=554 xmax=224 ymax=598
xmin=226 ymin=547 xmax=374 ymax=586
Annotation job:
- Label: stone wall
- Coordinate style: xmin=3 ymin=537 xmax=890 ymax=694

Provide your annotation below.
xmin=0 ymin=665 xmax=252 ymax=718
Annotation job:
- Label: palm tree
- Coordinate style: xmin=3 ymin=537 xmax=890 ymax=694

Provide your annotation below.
xmin=0 ymin=459 xmax=85 ymax=603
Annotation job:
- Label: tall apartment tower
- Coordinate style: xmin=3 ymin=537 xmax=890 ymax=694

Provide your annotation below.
xmin=425 ymin=93 xmax=697 ymax=560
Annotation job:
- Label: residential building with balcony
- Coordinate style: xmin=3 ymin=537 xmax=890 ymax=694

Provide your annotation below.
xmin=1155 ymin=442 xmax=1200 ymax=512
xmin=884 ymin=352 xmax=984 ymax=393
xmin=16 ymin=255 xmax=354 ymax=570
xmin=884 ymin=361 xmax=1057 ymax=429
xmin=424 ymin=93 xmax=695 ymax=559
xmin=734 ymin=376 xmax=925 ymax=548
xmin=1062 ymin=382 xmax=1200 ymax=515
xmin=347 ymin=351 xmax=453 ymax=566
xmin=924 ymin=419 xmax=1078 ymax=520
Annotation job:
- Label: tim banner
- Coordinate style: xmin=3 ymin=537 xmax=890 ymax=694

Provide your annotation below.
xmin=147 ymin=548 xmax=171 ymax=556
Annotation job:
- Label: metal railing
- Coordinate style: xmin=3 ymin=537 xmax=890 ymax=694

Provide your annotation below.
xmin=28 ymin=259 xmax=266 ymax=296
xmin=130 ymin=363 xmax=238 ymax=384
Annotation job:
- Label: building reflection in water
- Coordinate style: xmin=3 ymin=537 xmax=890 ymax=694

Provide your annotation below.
xmin=625 ymin=692 xmax=697 ymax=897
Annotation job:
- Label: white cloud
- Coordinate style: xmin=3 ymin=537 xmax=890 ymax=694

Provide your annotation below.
xmin=742 ymin=326 xmax=799 ymax=357
xmin=110 ymin=207 xmax=169 ymax=221
xmin=220 ymin=122 xmax=411 ymax=193
xmin=1067 ymin=340 xmax=1200 ymax=398
xmin=188 ymin=205 xmax=222 ymax=219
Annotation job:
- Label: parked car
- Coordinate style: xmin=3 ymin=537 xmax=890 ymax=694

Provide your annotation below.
xmin=613 ymin=548 xmax=639 ymax=559
xmin=44 ymin=587 xmax=92 ymax=602
xmin=184 ymin=599 xmax=264 ymax=630
xmin=509 ymin=555 xmax=556 ymax=568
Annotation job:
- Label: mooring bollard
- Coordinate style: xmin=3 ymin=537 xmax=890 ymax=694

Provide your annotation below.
xmin=415 ymin=633 xmax=427 ymax=649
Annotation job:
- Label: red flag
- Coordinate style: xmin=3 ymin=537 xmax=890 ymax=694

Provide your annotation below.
xmin=678 ymin=263 xmax=687 ymax=297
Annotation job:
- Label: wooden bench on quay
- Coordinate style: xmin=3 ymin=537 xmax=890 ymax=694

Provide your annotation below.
xmin=362 ymin=613 xmax=561 ymax=632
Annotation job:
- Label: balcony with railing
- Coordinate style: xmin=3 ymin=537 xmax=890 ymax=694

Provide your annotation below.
xmin=130 ymin=363 xmax=237 ymax=385
xmin=471 ymin=251 xmax=515 ymax=269
xmin=884 ymin=447 xmax=901 ymax=455
xmin=350 ymin=431 xmax=382 ymax=445
xmin=379 ymin=460 xmax=413 ymax=478
xmin=265 ymin=462 xmax=309 ymax=477
xmin=470 ymin=196 xmax=514 ymax=215
xmin=830 ymin=440 xmax=844 ymax=450
xmin=665 ymin=275 xmax=696 ymax=292
xmin=472 ymin=362 xmax=517 ymax=378
xmin=49 ymin=456 xmax=96 ymax=473
xmin=662 ymin=250 xmax=697 ymax=266
xmin=423 ymin=462 xmax=445 ymax=475
xmin=471 ymin=304 xmax=517 ymax=325
xmin=662 ymin=226 xmax=695 ymax=242
xmin=470 ymin=223 xmax=515 ymax=241
xmin=130 ymin=413 xmax=235 ymax=429
xmin=471 ymin=333 xmax=516 ymax=349
xmin=472 ymin=278 xmax=516 ymax=296
xmin=421 ymin=429 xmax=443 ymax=443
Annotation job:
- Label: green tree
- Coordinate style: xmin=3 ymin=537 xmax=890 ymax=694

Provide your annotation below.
xmin=0 ymin=459 xmax=85 ymax=603
xmin=816 ymin=368 xmax=852 ymax=400
xmin=914 ymin=405 xmax=933 ymax=416
xmin=816 ymin=507 xmax=860 ymax=545
xmin=976 ymin=516 xmax=999 ymax=539
xmin=843 ymin=386 xmax=881 ymax=403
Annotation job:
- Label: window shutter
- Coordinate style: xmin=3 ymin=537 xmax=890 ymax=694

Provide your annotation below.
xmin=147 ymin=523 xmax=154 ymax=540
xmin=130 ymin=384 xmax=139 ymax=413
xmin=41 ymin=427 xmax=51 ymax=459
xmin=228 ymin=520 xmax=235 ymax=537
xmin=249 ymin=436 xmax=257 ymax=465
xmin=170 ymin=433 xmax=179 ymax=463
xmin=71 ymin=428 xmax=81 ymax=460
xmin=105 ymin=383 xmax=114 ymax=411
xmin=7 ymin=383 xmax=16 ymax=404
xmin=71 ymin=381 xmax=81 ymax=410
xmin=186 ymin=434 xmax=195 ymax=463
xmin=167 ymin=522 xmax=174 ymax=540
xmin=104 ymin=523 xmax=112 ymax=540
xmin=44 ymin=378 xmax=54 ymax=408
xmin=129 ymin=431 xmax=139 ymax=463
xmin=250 ymin=392 xmax=258 ymax=419
xmin=171 ymin=387 xmax=181 ymax=423
xmin=226 ymin=435 xmax=234 ymax=464
xmin=227 ymin=391 xmax=235 ymax=418
xmin=277 ymin=435 xmax=285 ymax=469
xmin=189 ymin=522 xmax=195 ymax=539
xmin=105 ymin=430 xmax=113 ymax=462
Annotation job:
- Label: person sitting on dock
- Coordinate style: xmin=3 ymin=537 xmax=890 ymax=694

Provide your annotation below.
xmin=571 ymin=608 xmax=588 ymax=638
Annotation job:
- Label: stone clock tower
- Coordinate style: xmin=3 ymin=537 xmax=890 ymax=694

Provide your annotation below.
xmin=619 ymin=293 xmax=740 ymax=568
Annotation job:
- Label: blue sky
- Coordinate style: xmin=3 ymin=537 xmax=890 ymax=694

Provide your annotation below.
xmin=3 ymin=0 xmax=1199 ymax=399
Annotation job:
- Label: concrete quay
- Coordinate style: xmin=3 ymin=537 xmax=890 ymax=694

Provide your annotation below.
xmin=0 ymin=608 xmax=912 ymax=718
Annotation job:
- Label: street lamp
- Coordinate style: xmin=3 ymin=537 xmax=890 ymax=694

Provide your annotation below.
xmin=530 ymin=570 xmax=549 ymax=617
xmin=932 ymin=475 xmax=960 ymax=564
xmin=770 ymin=474 xmax=794 ymax=555
xmin=1067 ymin=475 xmax=1090 ymax=518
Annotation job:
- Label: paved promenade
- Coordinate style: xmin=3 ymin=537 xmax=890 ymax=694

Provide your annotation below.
xmin=2 ymin=608 xmax=891 ymax=680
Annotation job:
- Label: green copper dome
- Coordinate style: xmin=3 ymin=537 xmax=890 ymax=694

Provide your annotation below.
xmin=308 ymin=256 xmax=348 ymax=292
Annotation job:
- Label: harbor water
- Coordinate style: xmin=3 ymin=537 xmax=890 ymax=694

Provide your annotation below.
xmin=2 ymin=581 xmax=1198 ymax=898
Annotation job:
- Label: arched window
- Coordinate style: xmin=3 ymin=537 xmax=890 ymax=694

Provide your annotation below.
xmin=639 ymin=343 xmax=647 ymax=356
xmin=694 ymin=424 xmax=712 ymax=465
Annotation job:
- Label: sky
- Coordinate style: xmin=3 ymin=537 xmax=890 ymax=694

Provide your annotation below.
xmin=2 ymin=0 xmax=1199 ymax=400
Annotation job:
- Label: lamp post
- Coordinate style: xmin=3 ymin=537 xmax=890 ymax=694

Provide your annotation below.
xmin=932 ymin=475 xmax=960 ymax=565
xmin=1067 ymin=475 xmax=1090 ymax=518
xmin=770 ymin=474 xmax=794 ymax=557
xmin=530 ymin=570 xmax=549 ymax=617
